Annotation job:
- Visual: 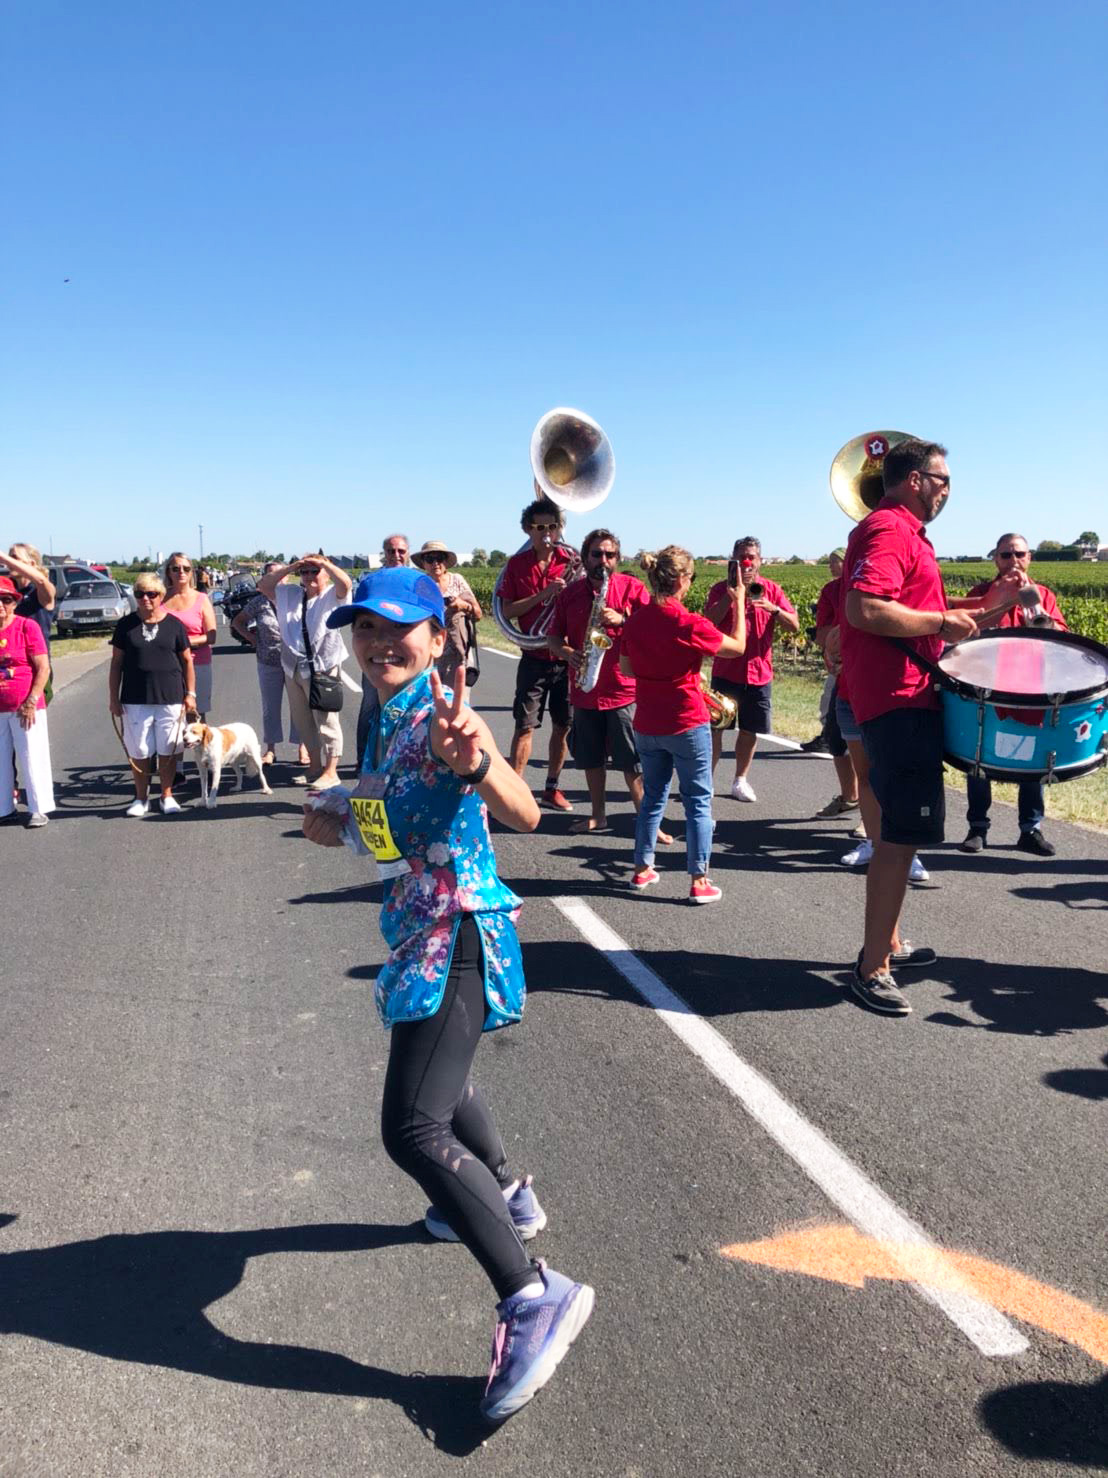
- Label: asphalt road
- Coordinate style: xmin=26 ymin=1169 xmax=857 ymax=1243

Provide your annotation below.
xmin=2 ymin=638 xmax=1106 ymax=1477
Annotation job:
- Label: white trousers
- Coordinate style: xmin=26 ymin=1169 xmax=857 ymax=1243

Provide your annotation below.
xmin=0 ymin=708 xmax=56 ymax=816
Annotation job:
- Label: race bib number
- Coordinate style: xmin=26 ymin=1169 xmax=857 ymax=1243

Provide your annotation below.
xmin=351 ymin=796 xmax=402 ymax=862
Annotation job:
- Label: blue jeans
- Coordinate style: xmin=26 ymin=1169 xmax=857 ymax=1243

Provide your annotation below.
xmin=635 ymin=724 xmax=714 ymax=875
xmin=966 ymin=774 xmax=1044 ymax=835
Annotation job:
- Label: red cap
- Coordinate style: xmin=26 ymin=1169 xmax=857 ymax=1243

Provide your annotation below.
xmin=0 ymin=576 xmax=18 ymax=597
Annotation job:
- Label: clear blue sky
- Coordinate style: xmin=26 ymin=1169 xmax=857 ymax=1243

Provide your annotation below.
xmin=4 ymin=0 xmax=1105 ymax=564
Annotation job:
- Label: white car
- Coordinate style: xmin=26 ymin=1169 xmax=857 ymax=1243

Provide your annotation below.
xmin=55 ymin=579 xmax=133 ymax=638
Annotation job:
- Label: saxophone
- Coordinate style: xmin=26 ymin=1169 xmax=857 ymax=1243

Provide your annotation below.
xmin=577 ymin=569 xmax=613 ymax=693
xmin=700 ymin=675 xmax=738 ymax=729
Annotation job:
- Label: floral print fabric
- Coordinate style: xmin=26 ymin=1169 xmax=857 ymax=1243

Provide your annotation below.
xmin=344 ymin=667 xmax=525 ymax=1032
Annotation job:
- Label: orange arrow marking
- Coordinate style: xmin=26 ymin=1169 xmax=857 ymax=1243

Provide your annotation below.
xmin=722 ymin=1223 xmax=1108 ymax=1367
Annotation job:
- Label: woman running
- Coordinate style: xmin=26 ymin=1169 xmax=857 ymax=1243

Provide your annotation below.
xmin=302 ymin=564 xmax=593 ymax=1423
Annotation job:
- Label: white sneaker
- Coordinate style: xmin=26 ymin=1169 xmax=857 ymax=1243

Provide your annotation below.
xmin=908 ymin=854 xmax=930 ymax=883
xmin=160 ymin=795 xmax=182 ymax=815
xmin=730 ymin=776 xmax=757 ymax=802
xmin=126 ymin=798 xmax=150 ymax=818
xmin=840 ymin=840 xmax=874 ymax=868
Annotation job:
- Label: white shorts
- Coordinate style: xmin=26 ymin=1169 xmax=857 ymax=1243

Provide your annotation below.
xmin=122 ymin=703 xmax=186 ymax=758
xmin=193 ymin=662 xmax=212 ymax=713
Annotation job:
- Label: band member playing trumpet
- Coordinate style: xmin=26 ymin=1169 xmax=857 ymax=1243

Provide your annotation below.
xmin=959 ymin=532 xmax=1066 ymax=857
xmin=499 ymin=496 xmax=576 ymax=809
xmin=842 ymin=439 xmax=982 ymax=1016
xmin=547 ymin=528 xmax=668 ymax=839
xmin=705 ymin=537 xmax=799 ymax=802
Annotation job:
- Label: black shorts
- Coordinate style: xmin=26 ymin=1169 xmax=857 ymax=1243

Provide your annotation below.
xmin=710 ymin=678 xmax=772 ymax=734
xmin=570 ymin=704 xmax=641 ymax=772
xmin=860 ymin=707 xmax=946 ymax=847
xmin=512 ymin=654 xmax=571 ymax=732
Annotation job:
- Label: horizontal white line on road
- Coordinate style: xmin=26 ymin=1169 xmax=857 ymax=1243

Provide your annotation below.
xmin=480 ymin=645 xmax=520 ymax=661
xmin=551 ymin=895 xmax=1028 ymax=1360
xmin=759 ymin=733 xmax=833 ymax=759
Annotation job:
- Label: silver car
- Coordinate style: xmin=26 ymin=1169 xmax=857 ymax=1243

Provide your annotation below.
xmin=55 ymin=579 xmax=133 ymax=638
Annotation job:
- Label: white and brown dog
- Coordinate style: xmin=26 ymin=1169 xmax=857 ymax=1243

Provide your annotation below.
xmin=183 ymin=721 xmax=273 ymax=808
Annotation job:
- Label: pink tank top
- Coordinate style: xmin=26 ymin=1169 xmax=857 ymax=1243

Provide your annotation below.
xmin=167 ymin=591 xmax=213 ymax=665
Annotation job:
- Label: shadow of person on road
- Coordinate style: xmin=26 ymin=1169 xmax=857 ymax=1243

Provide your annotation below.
xmin=1043 ymin=1052 xmax=1108 ymax=1101
xmin=521 ymin=940 xmax=841 ymax=1017
xmin=979 ymin=1371 xmax=1108 ymax=1468
xmin=0 ymin=1215 xmax=489 ymax=1456
xmin=922 ymin=957 xmax=1108 ymax=1037
xmin=1011 ymin=879 xmax=1108 ymax=910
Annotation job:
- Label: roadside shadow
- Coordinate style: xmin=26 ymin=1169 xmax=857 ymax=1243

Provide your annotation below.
xmin=924 ymin=958 xmax=1108 ymax=1037
xmin=521 ymin=940 xmax=841 ymax=1017
xmin=1043 ymin=1053 xmax=1108 ymax=1101
xmin=291 ymin=882 xmax=382 ymax=907
xmin=979 ymin=1372 xmax=1108 ymax=1468
xmin=0 ymin=1217 xmax=489 ymax=1456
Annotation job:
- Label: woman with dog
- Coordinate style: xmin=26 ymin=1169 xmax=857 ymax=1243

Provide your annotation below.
xmin=301 ymin=565 xmax=593 ymax=1425
xmin=109 ymin=573 xmax=196 ymax=817
xmin=162 ymin=553 xmax=217 ymax=720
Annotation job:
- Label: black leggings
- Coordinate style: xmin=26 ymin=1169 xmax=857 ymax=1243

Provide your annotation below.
xmin=380 ymin=915 xmax=535 ymax=1300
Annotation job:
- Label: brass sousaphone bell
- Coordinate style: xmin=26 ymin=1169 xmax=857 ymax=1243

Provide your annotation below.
xmin=829 ymin=430 xmax=915 ymax=523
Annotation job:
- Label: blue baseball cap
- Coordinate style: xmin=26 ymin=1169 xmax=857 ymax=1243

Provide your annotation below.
xmin=326 ymin=566 xmax=445 ymax=629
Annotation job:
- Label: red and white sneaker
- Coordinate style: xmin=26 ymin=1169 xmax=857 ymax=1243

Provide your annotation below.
xmin=540 ymin=787 xmax=573 ymax=812
xmin=689 ymin=877 xmax=722 ymax=904
xmin=630 ymin=866 xmax=660 ymax=891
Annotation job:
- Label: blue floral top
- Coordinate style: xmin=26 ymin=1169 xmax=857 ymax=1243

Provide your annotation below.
xmin=336 ymin=667 xmax=525 ymax=1032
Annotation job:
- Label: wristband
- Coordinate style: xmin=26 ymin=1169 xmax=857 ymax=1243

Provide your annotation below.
xmin=458 ymin=748 xmax=492 ymax=785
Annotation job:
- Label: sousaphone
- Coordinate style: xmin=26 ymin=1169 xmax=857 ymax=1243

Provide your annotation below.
xmin=829 ymin=430 xmax=914 ymax=523
xmin=492 ymin=407 xmax=615 ymax=649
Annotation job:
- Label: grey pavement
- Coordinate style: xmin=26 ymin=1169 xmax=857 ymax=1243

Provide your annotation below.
xmin=1 ymin=639 xmax=1105 ymax=1476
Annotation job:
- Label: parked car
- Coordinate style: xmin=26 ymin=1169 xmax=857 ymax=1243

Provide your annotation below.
xmin=55 ymin=579 xmax=133 ymax=638
xmin=115 ymin=581 xmax=137 ymax=613
xmin=47 ymin=562 xmax=109 ymax=604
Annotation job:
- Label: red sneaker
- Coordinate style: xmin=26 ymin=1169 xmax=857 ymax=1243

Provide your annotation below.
xmin=689 ymin=877 xmax=722 ymax=905
xmin=630 ymin=866 xmax=660 ymax=891
xmin=540 ymin=787 xmax=573 ymax=812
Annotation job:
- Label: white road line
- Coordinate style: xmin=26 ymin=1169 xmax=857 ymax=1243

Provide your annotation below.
xmin=480 ymin=645 xmax=520 ymax=661
xmin=551 ymin=896 xmax=1028 ymax=1359
xmin=759 ymin=733 xmax=833 ymax=759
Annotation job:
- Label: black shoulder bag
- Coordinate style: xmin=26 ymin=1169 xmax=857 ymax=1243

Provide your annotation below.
xmin=301 ymin=591 xmax=344 ymax=712
xmin=464 ymin=614 xmax=481 ymax=688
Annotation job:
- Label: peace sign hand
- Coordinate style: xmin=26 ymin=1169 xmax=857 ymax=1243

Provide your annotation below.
xmin=429 ymin=669 xmax=484 ymax=776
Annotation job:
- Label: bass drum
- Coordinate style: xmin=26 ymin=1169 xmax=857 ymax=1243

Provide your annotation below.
xmin=938 ymin=628 xmax=1108 ymax=783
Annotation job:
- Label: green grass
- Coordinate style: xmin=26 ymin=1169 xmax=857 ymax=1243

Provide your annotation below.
xmin=51 ymin=635 xmax=113 ymax=657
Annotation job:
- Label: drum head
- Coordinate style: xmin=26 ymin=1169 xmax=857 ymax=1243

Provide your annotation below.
xmin=939 ymin=629 xmax=1108 ymax=703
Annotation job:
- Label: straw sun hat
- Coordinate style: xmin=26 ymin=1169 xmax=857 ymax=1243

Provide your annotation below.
xmin=411 ymin=540 xmax=458 ymax=569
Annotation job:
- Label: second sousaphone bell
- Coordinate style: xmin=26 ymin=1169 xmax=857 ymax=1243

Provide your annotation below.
xmin=829 ymin=430 xmax=914 ymax=523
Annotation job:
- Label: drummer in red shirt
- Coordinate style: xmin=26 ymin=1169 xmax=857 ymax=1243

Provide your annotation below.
xmin=705 ymin=537 xmax=799 ymax=802
xmin=841 ymin=439 xmax=984 ymax=1016
xmin=547 ymin=528 xmax=671 ymax=840
xmin=959 ymin=532 xmax=1066 ymax=858
xmin=497 ymin=495 xmax=576 ymax=809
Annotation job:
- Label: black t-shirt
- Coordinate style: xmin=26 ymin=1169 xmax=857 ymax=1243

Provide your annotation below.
xmin=111 ymin=613 xmax=190 ymax=704
xmin=15 ymin=587 xmax=53 ymax=645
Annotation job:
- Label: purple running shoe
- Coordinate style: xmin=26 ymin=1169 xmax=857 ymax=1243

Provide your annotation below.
xmin=480 ymin=1262 xmax=595 ymax=1423
xmin=425 ymin=1174 xmax=547 ymax=1243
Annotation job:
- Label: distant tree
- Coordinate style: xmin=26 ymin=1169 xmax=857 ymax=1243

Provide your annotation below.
xmin=1036 ymin=539 xmax=1064 ymax=554
xmin=488 ymin=549 xmax=507 ymax=567
xmin=1075 ymin=530 xmax=1100 ymax=549
xmin=250 ymin=549 xmax=272 ymax=563
xmin=470 ymin=547 xmax=488 ymax=567
xmin=786 ymin=554 xmax=804 ymax=564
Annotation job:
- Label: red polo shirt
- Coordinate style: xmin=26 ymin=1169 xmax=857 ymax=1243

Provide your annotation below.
xmin=841 ymin=497 xmax=946 ymax=723
xmin=707 ymin=577 xmax=795 ymax=686
xmin=965 ymin=579 xmax=1066 ymax=631
xmin=815 ymin=576 xmax=842 ymax=629
xmin=496 ymin=545 xmax=575 ymax=663
xmin=548 ymin=570 xmax=650 ymax=710
xmin=623 ymin=600 xmax=723 ymax=735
